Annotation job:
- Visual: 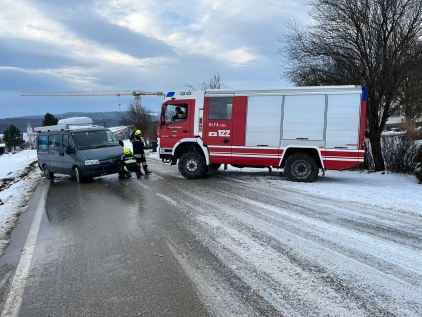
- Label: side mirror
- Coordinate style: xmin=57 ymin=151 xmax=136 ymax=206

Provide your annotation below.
xmin=118 ymin=140 xmax=124 ymax=147
xmin=65 ymin=145 xmax=73 ymax=155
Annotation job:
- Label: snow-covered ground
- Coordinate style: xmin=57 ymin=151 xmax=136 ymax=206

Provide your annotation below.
xmin=0 ymin=150 xmax=41 ymax=253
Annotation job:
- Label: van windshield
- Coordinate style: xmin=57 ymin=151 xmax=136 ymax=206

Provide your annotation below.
xmin=72 ymin=130 xmax=119 ymax=149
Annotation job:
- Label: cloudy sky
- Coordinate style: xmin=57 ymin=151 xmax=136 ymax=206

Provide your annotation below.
xmin=0 ymin=0 xmax=308 ymax=118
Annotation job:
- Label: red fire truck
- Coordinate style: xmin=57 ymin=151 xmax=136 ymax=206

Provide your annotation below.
xmin=158 ymin=85 xmax=367 ymax=182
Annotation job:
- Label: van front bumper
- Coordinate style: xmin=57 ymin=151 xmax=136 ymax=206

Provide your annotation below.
xmin=81 ymin=162 xmax=122 ymax=177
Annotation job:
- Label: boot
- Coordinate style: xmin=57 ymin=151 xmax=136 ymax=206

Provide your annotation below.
xmin=143 ymin=166 xmax=152 ymax=174
xmin=136 ymin=171 xmax=144 ymax=178
xmin=125 ymin=172 xmax=132 ymax=179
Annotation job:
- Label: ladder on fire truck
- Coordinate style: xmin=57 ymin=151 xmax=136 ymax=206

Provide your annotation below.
xmin=21 ymin=90 xmax=164 ymax=110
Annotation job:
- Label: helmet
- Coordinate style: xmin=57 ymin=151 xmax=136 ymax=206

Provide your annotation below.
xmin=123 ymin=148 xmax=132 ymax=155
xmin=135 ymin=129 xmax=142 ymax=136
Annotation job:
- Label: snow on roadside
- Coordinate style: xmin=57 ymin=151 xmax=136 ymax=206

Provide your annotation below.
xmin=264 ymin=170 xmax=422 ymax=217
xmin=0 ymin=150 xmax=41 ymax=256
xmin=150 ymin=147 xmax=422 ymax=216
xmin=194 ymin=161 xmax=421 ymax=216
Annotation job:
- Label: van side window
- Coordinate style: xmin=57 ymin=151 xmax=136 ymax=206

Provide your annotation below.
xmin=48 ymin=135 xmax=60 ymax=148
xmin=63 ymin=134 xmax=69 ymax=148
xmin=209 ymin=97 xmax=233 ymax=120
xmin=38 ymin=136 xmax=48 ymax=149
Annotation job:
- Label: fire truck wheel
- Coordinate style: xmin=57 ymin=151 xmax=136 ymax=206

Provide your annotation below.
xmin=178 ymin=151 xmax=207 ymax=179
xmin=284 ymin=153 xmax=318 ymax=182
xmin=43 ymin=165 xmax=54 ymax=179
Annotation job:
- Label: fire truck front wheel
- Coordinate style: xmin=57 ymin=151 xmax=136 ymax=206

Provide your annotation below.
xmin=178 ymin=151 xmax=207 ymax=179
xmin=284 ymin=153 xmax=318 ymax=182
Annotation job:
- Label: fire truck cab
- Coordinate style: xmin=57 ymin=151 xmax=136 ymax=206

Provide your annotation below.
xmin=158 ymin=86 xmax=367 ymax=182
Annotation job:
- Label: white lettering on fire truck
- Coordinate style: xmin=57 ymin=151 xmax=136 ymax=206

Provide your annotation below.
xmin=208 ymin=123 xmax=227 ymax=128
xmin=208 ymin=130 xmax=231 ymax=137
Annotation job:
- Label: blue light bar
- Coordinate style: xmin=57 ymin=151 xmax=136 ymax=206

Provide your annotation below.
xmin=166 ymin=92 xmax=175 ymax=97
xmin=362 ymin=87 xmax=368 ymax=101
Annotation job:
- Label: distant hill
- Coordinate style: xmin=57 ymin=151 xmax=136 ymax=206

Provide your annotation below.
xmin=0 ymin=111 xmax=128 ymax=132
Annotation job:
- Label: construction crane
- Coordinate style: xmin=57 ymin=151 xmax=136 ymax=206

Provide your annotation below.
xmin=21 ymin=90 xmax=164 ymax=111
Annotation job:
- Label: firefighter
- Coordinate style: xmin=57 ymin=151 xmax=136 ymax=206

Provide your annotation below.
xmin=172 ymin=107 xmax=186 ymax=121
xmin=130 ymin=129 xmax=151 ymax=177
xmin=119 ymin=147 xmax=137 ymax=179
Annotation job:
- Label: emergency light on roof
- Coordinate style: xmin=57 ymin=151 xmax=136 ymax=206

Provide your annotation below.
xmin=166 ymin=92 xmax=175 ymax=97
xmin=180 ymin=92 xmax=185 ymax=95
xmin=362 ymin=87 xmax=368 ymax=101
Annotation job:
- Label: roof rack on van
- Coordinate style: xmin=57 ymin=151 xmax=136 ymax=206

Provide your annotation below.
xmin=33 ymin=117 xmax=107 ymax=133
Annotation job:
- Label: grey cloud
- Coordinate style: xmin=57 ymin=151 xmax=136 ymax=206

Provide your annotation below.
xmin=60 ymin=18 xmax=175 ymax=59
xmin=1 ymin=0 xmax=302 ymax=117
xmin=0 ymin=38 xmax=97 ymax=69
xmin=0 ymin=69 xmax=70 ymax=92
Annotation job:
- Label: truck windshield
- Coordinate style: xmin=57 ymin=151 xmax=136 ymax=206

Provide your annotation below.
xmin=72 ymin=130 xmax=119 ymax=149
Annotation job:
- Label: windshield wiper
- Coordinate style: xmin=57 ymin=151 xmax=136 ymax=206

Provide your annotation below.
xmin=91 ymin=145 xmax=110 ymax=149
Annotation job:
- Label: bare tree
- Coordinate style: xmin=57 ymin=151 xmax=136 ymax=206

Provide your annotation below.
xmin=397 ymin=50 xmax=422 ymax=123
xmin=278 ymin=0 xmax=422 ymax=171
xmin=184 ymin=72 xmax=228 ymax=90
xmin=118 ymin=102 xmax=158 ymax=145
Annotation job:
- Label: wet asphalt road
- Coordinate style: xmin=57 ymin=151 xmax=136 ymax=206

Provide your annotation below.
xmin=1 ymin=159 xmax=215 ymax=317
xmin=2 ymin=157 xmax=421 ymax=317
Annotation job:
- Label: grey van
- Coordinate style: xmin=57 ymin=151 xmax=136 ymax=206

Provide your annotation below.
xmin=34 ymin=117 xmax=123 ymax=183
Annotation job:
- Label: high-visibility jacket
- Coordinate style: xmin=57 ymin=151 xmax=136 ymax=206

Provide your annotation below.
xmin=172 ymin=112 xmax=186 ymax=120
xmin=121 ymin=153 xmax=137 ymax=171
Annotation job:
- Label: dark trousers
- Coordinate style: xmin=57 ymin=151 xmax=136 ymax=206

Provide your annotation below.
xmin=134 ymin=154 xmax=148 ymax=173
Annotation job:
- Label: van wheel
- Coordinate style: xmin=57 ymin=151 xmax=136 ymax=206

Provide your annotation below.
xmin=74 ymin=167 xmax=85 ymax=183
xmin=284 ymin=153 xmax=318 ymax=182
xmin=43 ymin=165 xmax=54 ymax=179
xmin=178 ymin=151 xmax=207 ymax=179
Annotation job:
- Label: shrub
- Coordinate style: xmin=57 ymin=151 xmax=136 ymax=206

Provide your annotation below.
xmin=363 ymin=135 xmax=420 ymax=174
xmin=382 ymin=135 xmax=419 ymax=173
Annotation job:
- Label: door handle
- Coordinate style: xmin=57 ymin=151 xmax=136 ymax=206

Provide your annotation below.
xmin=223 ymin=139 xmax=230 ymax=144
xmin=182 ymin=130 xmax=190 ymax=133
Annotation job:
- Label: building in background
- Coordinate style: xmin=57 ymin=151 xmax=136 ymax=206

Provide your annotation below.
xmin=26 ymin=123 xmax=36 ymax=149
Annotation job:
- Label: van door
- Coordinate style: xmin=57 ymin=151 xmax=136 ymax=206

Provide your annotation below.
xmin=202 ymin=95 xmax=234 ymax=164
xmin=47 ymin=134 xmax=62 ymax=172
xmin=61 ymin=133 xmax=76 ymax=173
xmin=37 ymin=134 xmax=48 ymax=169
